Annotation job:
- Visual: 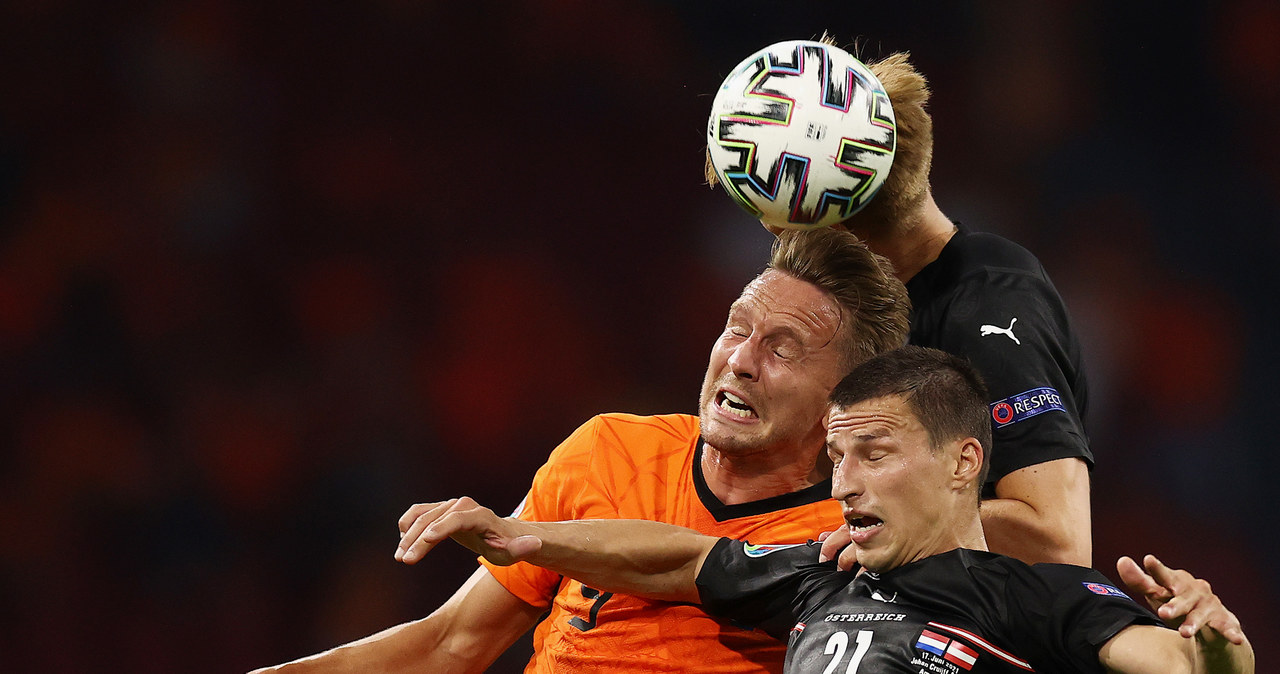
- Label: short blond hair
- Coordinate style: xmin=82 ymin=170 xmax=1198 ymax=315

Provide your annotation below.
xmin=855 ymin=52 xmax=933 ymax=227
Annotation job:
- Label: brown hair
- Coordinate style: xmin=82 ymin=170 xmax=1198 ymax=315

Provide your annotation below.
xmin=829 ymin=346 xmax=992 ymax=497
xmin=705 ymin=47 xmax=935 ymax=230
xmin=767 ymin=227 xmax=910 ymax=369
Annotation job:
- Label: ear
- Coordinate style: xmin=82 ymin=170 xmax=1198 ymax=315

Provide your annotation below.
xmin=950 ymin=437 xmax=984 ymax=492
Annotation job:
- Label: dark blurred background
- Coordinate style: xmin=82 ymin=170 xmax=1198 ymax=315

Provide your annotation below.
xmin=1 ymin=1 xmax=1277 ymax=672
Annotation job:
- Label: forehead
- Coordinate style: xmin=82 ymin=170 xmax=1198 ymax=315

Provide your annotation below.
xmin=733 ymin=270 xmax=844 ymax=328
xmin=826 ymin=395 xmax=920 ymax=441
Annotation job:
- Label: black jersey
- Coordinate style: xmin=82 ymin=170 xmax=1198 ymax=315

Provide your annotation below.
xmin=696 ymin=540 xmax=1163 ymax=674
xmin=907 ymin=223 xmax=1091 ymax=493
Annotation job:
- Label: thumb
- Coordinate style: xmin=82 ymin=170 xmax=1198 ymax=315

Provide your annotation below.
xmin=504 ymin=534 xmax=544 ymax=561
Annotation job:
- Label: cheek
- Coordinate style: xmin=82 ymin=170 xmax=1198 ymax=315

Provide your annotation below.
xmin=706 ymin=342 xmax=731 ymax=370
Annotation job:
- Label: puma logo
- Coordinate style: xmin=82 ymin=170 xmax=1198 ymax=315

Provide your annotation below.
xmin=979 ymin=318 xmax=1021 ymax=345
xmin=870 ymin=589 xmax=898 ymax=603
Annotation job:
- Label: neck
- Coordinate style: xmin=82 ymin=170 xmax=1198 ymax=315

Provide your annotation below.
xmin=954 ymin=510 xmax=988 ymax=551
xmin=846 ymin=191 xmax=955 ymax=283
xmin=700 ymin=439 xmax=831 ymax=506
xmin=888 ymin=510 xmax=988 ymax=575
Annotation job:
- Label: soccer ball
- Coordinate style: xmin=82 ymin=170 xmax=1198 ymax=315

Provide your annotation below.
xmin=707 ymin=40 xmax=896 ymax=231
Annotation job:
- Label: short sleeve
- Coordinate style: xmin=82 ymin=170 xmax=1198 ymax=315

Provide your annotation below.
xmin=931 ymin=272 xmax=1091 ymax=484
xmin=1005 ymin=564 xmax=1165 ymax=671
xmin=481 ymin=416 xmax=611 ymax=608
xmin=696 ymin=539 xmax=848 ymax=640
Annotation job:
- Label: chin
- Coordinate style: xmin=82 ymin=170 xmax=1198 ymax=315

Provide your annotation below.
xmin=702 ymin=424 xmax=766 ymax=455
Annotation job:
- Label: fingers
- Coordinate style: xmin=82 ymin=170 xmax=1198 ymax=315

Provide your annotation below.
xmin=1141 ymin=554 xmax=1178 ymax=588
xmin=1116 ymin=555 xmax=1172 ymax=610
xmin=398 ymin=499 xmax=457 ymax=536
xmin=395 ymin=497 xmax=475 ymax=564
xmin=817 ymin=527 xmax=851 ymax=564
xmin=1127 ymin=554 xmax=1248 ymax=646
xmin=836 ymin=544 xmax=858 ymax=572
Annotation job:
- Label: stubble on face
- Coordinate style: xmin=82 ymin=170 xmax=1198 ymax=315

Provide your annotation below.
xmin=698 ymin=271 xmax=847 ymax=460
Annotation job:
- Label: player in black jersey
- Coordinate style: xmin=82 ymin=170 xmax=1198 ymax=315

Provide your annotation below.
xmin=398 ymin=346 xmax=1252 ymax=674
xmin=723 ymin=49 xmax=1092 ymax=567
xmin=838 ymin=52 xmax=1092 ymax=569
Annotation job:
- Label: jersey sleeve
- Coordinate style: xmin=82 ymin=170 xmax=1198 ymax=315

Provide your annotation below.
xmin=480 ymin=416 xmax=616 ymax=609
xmin=696 ymin=538 xmax=849 ymax=640
xmin=934 ymin=272 xmax=1091 ymax=485
xmin=1007 ymin=564 xmax=1165 ymax=671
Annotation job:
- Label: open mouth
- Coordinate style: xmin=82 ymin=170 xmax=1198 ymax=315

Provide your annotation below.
xmin=716 ymin=391 xmax=757 ymax=419
xmin=848 ymin=515 xmax=884 ymax=533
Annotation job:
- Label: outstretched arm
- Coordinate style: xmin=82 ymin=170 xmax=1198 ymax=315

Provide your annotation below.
xmin=249 ymin=567 xmax=542 ymax=674
xmin=396 ymin=497 xmax=718 ymax=603
xmin=1098 ymin=554 xmax=1253 ymax=674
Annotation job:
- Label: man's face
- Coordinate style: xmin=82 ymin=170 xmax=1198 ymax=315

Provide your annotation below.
xmin=698 ymin=270 xmax=849 ymax=458
xmin=826 ymin=395 xmax=969 ymax=573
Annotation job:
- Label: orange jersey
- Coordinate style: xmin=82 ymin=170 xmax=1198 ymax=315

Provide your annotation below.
xmin=481 ymin=413 xmax=843 ymax=673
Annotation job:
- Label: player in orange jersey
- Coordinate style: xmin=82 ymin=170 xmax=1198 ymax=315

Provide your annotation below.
xmin=250 ymin=226 xmax=909 ymax=673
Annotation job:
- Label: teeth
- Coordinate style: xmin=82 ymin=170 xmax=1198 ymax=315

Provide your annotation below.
xmin=850 ymin=518 xmax=884 ymax=532
xmin=718 ymin=392 xmax=756 ymax=419
xmin=719 ymin=397 xmax=755 ymax=418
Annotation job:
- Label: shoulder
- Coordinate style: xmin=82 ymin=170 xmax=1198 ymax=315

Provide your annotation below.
xmin=549 ymin=412 xmax=699 ymax=464
xmin=592 ymin=412 xmax=699 ymax=433
xmin=947 ymin=228 xmax=1046 ymax=274
xmin=908 ymin=226 xmax=1067 ymax=323
xmin=580 ymin=412 xmax=700 ymax=447
xmin=983 ymin=557 xmax=1146 ymax=609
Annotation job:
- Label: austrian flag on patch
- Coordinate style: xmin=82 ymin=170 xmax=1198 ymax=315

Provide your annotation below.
xmin=916 ymin=629 xmax=980 ymax=670
xmin=945 ymin=640 xmax=979 ymax=670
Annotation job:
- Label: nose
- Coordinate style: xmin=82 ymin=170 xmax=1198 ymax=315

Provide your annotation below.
xmin=726 ymin=337 xmax=760 ymax=381
xmin=831 ymin=459 xmax=862 ymax=503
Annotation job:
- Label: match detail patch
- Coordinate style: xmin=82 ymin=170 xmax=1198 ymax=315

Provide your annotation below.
xmin=914 ymin=629 xmax=978 ymax=670
xmin=990 ymin=386 xmax=1066 ymax=428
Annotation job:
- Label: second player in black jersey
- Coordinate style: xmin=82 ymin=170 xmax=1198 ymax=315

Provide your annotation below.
xmin=699 ymin=541 xmax=1157 ymax=673
xmin=906 ymin=223 xmax=1090 ymax=495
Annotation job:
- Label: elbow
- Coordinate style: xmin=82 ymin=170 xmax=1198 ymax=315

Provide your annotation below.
xmin=1021 ymin=513 xmax=1092 ymax=566
xmin=1039 ymin=534 xmax=1092 ymax=567
xmin=983 ymin=503 xmax=1093 ymax=566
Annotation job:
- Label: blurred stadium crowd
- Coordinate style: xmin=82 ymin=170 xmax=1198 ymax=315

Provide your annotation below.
xmin=1 ymin=2 xmax=1278 ymax=672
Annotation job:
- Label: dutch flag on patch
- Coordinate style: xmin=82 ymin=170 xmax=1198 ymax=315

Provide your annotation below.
xmin=915 ymin=629 xmax=948 ymax=656
xmin=945 ymin=640 xmax=979 ymax=670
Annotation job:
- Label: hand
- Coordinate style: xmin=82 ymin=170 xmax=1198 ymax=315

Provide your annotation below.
xmin=817 ymin=526 xmax=858 ymax=571
xmin=1116 ymin=554 xmax=1247 ymax=646
xmin=395 ymin=497 xmax=544 ymax=566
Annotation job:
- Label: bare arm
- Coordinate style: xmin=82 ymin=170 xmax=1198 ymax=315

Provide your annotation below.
xmin=1099 ymin=555 xmax=1252 ymax=674
xmin=248 ymin=568 xmax=541 ymax=673
xmin=396 ymin=497 xmax=718 ymax=603
xmin=981 ymin=456 xmax=1092 ymax=565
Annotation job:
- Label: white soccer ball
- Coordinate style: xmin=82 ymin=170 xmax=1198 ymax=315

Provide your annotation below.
xmin=707 ymin=40 xmax=896 ymax=231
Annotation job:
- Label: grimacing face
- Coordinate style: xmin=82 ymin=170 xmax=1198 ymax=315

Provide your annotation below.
xmin=826 ymin=394 xmax=980 ymax=573
xmin=698 ymin=270 xmax=849 ymax=459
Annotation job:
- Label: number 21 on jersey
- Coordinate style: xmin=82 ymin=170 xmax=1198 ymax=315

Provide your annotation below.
xmin=823 ymin=629 xmax=872 ymax=674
